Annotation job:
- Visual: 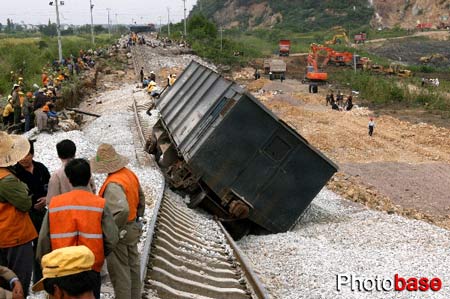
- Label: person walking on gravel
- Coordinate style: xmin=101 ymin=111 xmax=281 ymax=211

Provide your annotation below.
xmin=368 ymin=117 xmax=375 ymax=137
xmin=91 ymin=144 xmax=145 ymax=299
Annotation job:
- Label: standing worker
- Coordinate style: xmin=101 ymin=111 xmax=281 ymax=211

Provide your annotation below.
xmin=22 ymin=92 xmax=33 ymax=132
xmin=46 ymin=139 xmax=96 ymax=205
xmin=37 ymin=159 xmax=118 ymax=299
xmin=139 ymin=67 xmax=144 ymax=83
xmin=11 ymin=84 xmax=21 ymax=125
xmin=368 ymin=117 xmax=375 ymax=137
xmin=91 ymin=143 xmax=145 ymax=299
xmin=13 ymin=140 xmax=50 ymax=287
xmin=0 ymin=132 xmax=37 ymax=298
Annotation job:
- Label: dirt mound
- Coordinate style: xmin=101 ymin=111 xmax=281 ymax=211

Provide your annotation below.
xmin=367 ymin=38 xmax=450 ymax=67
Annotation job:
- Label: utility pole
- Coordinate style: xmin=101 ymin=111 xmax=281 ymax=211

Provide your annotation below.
xmin=89 ymin=0 xmax=95 ymax=45
xmin=167 ymin=7 xmax=170 ymax=37
xmin=183 ymin=0 xmax=187 ymax=37
xmin=115 ymin=13 xmax=118 ymax=32
xmin=159 ymin=16 xmax=162 ymax=34
xmin=54 ymin=0 xmax=63 ymax=62
xmin=106 ymin=8 xmax=111 ymax=37
xmin=220 ymin=26 xmax=223 ymax=51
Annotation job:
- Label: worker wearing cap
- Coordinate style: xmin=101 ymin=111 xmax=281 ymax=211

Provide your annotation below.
xmin=0 ymin=132 xmax=38 ymax=298
xmin=32 ymin=246 xmax=99 ymax=299
xmin=2 ymin=96 xmax=14 ymax=127
xmin=37 ymin=159 xmax=118 ymax=299
xmin=147 ymin=80 xmax=158 ymax=96
xmin=91 ymin=144 xmax=145 ymax=299
xmin=11 ymin=84 xmax=21 ymax=125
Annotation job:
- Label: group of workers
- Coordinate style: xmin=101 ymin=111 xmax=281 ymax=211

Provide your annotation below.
xmin=2 ymin=48 xmax=101 ymax=133
xmin=140 ymin=67 xmax=177 ymax=98
xmin=325 ymin=91 xmax=353 ymax=111
xmin=0 ymin=133 xmax=145 ymax=299
xmin=2 ymin=81 xmax=60 ymax=133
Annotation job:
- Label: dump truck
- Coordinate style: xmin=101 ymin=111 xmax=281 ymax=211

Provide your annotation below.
xmin=149 ymin=61 xmax=338 ymax=238
xmin=264 ymin=59 xmax=287 ymax=79
xmin=416 ymin=23 xmax=433 ymax=31
xmin=279 ymin=40 xmax=291 ymax=56
xmin=354 ymin=32 xmax=367 ymax=43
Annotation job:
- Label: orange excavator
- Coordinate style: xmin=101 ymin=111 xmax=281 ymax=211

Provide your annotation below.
xmin=304 ymin=43 xmax=355 ymax=83
xmin=310 ymin=43 xmax=354 ymax=66
xmin=304 ymin=44 xmax=328 ymax=83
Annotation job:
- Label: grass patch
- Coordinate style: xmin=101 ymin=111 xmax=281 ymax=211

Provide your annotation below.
xmin=0 ymin=34 xmax=116 ymax=97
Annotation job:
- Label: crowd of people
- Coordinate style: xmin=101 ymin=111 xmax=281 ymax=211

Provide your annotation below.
xmin=325 ymin=90 xmax=354 ymax=111
xmin=2 ymin=48 xmax=101 ymax=133
xmin=0 ymin=133 xmax=145 ymax=299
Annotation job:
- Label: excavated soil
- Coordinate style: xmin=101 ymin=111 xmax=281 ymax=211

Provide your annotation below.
xmin=366 ymin=37 xmax=450 ymax=67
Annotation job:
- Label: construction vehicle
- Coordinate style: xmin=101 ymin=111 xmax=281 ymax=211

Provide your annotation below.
xmin=416 ymin=22 xmax=433 ymax=31
xmin=437 ymin=22 xmax=450 ymax=30
xmin=278 ymin=40 xmax=291 ymax=56
xmin=385 ymin=63 xmax=413 ymax=78
xmin=263 ymin=59 xmax=286 ymax=79
xmin=304 ymin=44 xmax=328 ymax=83
xmin=354 ymin=32 xmax=367 ymax=43
xmin=437 ymin=15 xmax=449 ymax=30
xmin=325 ymin=33 xmax=350 ymax=45
xmin=310 ymin=43 xmax=353 ymax=67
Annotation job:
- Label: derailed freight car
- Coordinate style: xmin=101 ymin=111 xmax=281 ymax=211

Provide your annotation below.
xmin=150 ymin=61 xmax=338 ymax=238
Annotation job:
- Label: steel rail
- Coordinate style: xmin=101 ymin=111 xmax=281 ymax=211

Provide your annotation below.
xmin=217 ymin=221 xmax=271 ymax=299
xmin=132 ymin=97 xmax=166 ymax=283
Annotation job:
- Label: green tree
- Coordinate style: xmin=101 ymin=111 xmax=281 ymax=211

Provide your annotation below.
xmin=40 ymin=19 xmax=57 ymax=36
xmin=187 ymin=14 xmax=217 ymax=40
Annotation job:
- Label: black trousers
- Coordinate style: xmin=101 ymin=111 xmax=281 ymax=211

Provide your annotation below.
xmin=369 ymin=125 xmax=374 ymax=136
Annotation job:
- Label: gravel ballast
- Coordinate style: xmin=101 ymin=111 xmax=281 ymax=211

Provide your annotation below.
xmin=238 ymin=188 xmax=450 ymax=299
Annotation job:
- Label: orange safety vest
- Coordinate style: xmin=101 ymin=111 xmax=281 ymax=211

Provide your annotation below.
xmin=0 ymin=169 xmax=38 ymax=248
xmin=48 ymin=190 xmax=105 ymax=272
xmin=98 ymin=168 xmax=140 ymax=222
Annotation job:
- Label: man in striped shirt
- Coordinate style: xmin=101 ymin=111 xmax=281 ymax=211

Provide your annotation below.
xmin=37 ymin=159 xmax=118 ymax=299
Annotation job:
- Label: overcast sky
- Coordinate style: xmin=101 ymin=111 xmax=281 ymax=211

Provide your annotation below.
xmin=0 ymin=0 xmax=198 ymax=25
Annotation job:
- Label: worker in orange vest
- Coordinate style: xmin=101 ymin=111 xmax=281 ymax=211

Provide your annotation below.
xmin=37 ymin=158 xmax=118 ymax=299
xmin=90 ymin=143 xmax=145 ymax=299
xmin=0 ymin=132 xmax=37 ymax=298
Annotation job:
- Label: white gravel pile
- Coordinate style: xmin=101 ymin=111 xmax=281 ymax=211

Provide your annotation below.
xmin=238 ymin=188 xmax=450 ymax=299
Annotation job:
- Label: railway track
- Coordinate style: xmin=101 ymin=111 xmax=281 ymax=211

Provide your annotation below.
xmin=132 ymin=97 xmax=270 ymax=299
